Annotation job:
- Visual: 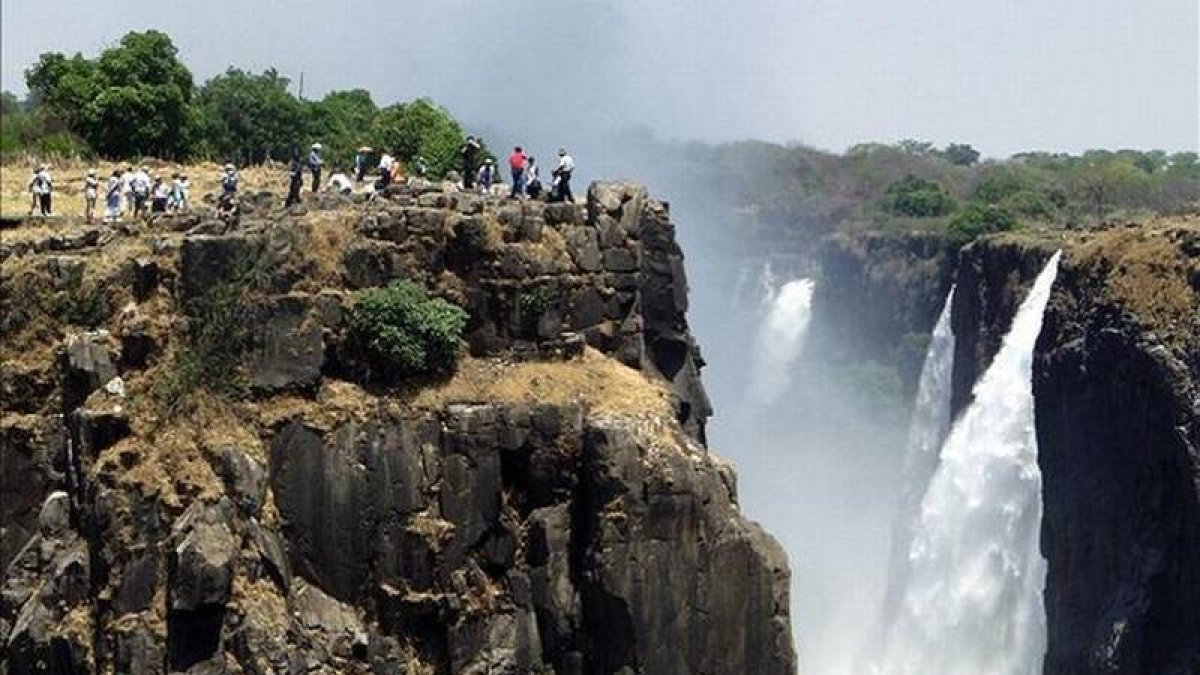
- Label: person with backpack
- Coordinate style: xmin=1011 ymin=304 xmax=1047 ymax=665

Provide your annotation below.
xmin=130 ymin=167 xmax=151 ymax=217
xmin=308 ymin=143 xmax=324 ymax=193
xmin=508 ymin=146 xmax=527 ymax=199
xmin=104 ymin=170 xmax=122 ymax=223
xmin=525 ymin=156 xmax=542 ymax=199
xmin=460 ymin=136 xmax=480 ymax=189
xmin=285 ymin=151 xmax=304 ymax=207
xmin=84 ymin=169 xmax=99 ymax=223
xmin=28 ymin=165 xmax=52 ymax=216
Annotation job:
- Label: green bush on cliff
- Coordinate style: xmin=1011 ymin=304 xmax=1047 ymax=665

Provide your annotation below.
xmin=350 ymin=281 xmax=468 ymax=379
xmin=882 ymin=175 xmax=957 ymax=217
xmin=946 ymin=203 xmax=1018 ymax=239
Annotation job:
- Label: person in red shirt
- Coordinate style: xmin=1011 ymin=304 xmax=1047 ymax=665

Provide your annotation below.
xmin=508 ymin=146 xmax=528 ymax=199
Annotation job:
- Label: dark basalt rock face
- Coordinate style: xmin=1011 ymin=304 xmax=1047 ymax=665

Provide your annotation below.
xmin=951 ymin=233 xmax=1200 ymax=675
xmin=0 ymin=182 xmax=792 ymax=674
xmin=1034 ymin=256 xmax=1200 ymax=675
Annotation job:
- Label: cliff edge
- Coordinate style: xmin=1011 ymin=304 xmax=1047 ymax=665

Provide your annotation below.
xmin=0 ymin=182 xmax=794 ymax=674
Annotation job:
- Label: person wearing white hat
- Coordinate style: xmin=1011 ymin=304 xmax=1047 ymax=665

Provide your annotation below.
xmin=28 ymin=164 xmax=52 ymax=216
xmin=84 ymin=169 xmax=99 ymax=223
xmin=308 ymin=142 xmax=324 ymax=193
xmin=552 ymin=148 xmax=575 ymax=203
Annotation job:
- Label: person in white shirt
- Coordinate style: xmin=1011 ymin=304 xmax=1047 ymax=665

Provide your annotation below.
xmin=104 ymin=170 xmax=122 ymax=222
xmin=130 ymin=167 xmax=151 ymax=217
xmin=327 ymin=170 xmax=353 ymax=195
xmin=552 ymin=148 xmax=575 ymax=203
xmin=84 ymin=169 xmax=99 ymax=223
xmin=28 ymin=164 xmax=53 ymax=216
xmin=120 ymin=167 xmax=134 ymax=214
xmin=151 ymin=176 xmax=170 ymax=212
xmin=525 ymin=156 xmax=542 ymax=198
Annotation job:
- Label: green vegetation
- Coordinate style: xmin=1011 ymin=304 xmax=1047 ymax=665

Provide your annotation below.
xmin=154 ymin=250 xmax=266 ymax=415
xmin=349 ymin=281 xmax=468 ymax=380
xmin=882 ymin=175 xmax=957 ymax=217
xmin=660 ymin=138 xmax=1200 ymax=251
xmin=3 ymin=30 xmax=470 ymax=175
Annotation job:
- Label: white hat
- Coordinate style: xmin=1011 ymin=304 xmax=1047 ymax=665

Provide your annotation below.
xmin=312 ymin=142 xmax=322 ymax=150
xmin=224 ymin=163 xmax=235 ymax=171
xmin=88 ymin=169 xmax=96 ymax=176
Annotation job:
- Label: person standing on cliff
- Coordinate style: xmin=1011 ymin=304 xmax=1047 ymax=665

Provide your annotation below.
xmin=83 ymin=169 xmax=99 ymax=223
xmin=285 ymin=151 xmax=304 ymax=207
xmin=508 ymin=146 xmax=527 ymax=199
xmin=28 ymin=164 xmax=52 ymax=216
xmin=552 ymin=148 xmax=575 ymax=203
xmin=308 ymin=142 xmax=324 ymax=193
xmin=460 ymin=136 xmax=480 ymax=190
xmin=104 ymin=170 xmax=122 ymax=222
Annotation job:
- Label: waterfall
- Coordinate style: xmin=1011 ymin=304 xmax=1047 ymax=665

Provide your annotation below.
xmin=878 ymin=286 xmax=957 ymax=639
xmin=748 ymin=276 xmax=815 ymax=405
xmin=877 ymin=252 xmax=1061 ymax=675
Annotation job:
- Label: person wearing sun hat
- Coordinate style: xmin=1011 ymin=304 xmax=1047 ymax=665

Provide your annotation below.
xmin=84 ymin=169 xmax=99 ymax=223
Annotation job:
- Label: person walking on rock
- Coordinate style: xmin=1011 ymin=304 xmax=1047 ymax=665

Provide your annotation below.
xmin=169 ymin=173 xmax=186 ymax=212
xmin=84 ymin=169 xmax=99 ymax=223
xmin=552 ymin=148 xmax=575 ymax=203
xmin=460 ymin=135 xmax=480 ymax=190
xmin=104 ymin=170 xmax=122 ymax=223
xmin=308 ymin=143 xmax=324 ymax=193
xmin=285 ymin=151 xmax=304 ymax=207
xmin=509 ymin=146 xmax=527 ymax=199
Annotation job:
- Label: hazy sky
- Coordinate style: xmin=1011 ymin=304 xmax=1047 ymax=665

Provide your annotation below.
xmin=2 ymin=0 xmax=1196 ymax=157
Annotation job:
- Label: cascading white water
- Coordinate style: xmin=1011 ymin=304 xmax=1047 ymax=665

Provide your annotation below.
xmin=748 ymin=276 xmax=815 ymax=405
xmin=877 ymin=286 xmax=957 ymax=642
xmin=877 ymin=252 xmax=1061 ymax=675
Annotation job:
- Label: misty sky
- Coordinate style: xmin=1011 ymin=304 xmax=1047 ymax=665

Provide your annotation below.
xmin=2 ymin=0 xmax=1196 ymax=157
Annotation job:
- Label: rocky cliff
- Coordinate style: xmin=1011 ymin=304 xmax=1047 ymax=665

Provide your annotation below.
xmin=0 ymin=183 xmax=793 ymax=674
xmin=819 ymin=220 xmax=1200 ymax=674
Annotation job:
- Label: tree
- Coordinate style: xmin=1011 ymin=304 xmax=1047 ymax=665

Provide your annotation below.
xmin=370 ymin=98 xmax=464 ymax=177
xmin=25 ymin=31 xmax=194 ymax=158
xmin=941 ymin=143 xmax=980 ymax=166
xmin=306 ymin=89 xmax=378 ymax=166
xmin=194 ymin=68 xmax=306 ymax=163
xmin=947 ymin=203 xmax=1017 ymax=239
xmin=882 ymin=175 xmax=956 ymax=217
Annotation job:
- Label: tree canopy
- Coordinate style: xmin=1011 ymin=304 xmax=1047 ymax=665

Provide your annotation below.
xmin=8 ymin=29 xmax=473 ymax=177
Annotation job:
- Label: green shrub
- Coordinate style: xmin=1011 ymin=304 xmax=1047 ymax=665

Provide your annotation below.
xmin=947 ymin=203 xmax=1018 ymax=239
xmin=882 ymin=175 xmax=957 ymax=217
xmin=350 ymin=280 xmax=468 ymax=379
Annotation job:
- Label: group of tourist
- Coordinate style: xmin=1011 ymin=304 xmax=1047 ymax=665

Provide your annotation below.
xmin=25 ymin=164 xmax=190 ymax=223
xmin=23 ymin=133 xmax=579 ymax=222
xmin=462 ymin=137 xmax=576 ymax=203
